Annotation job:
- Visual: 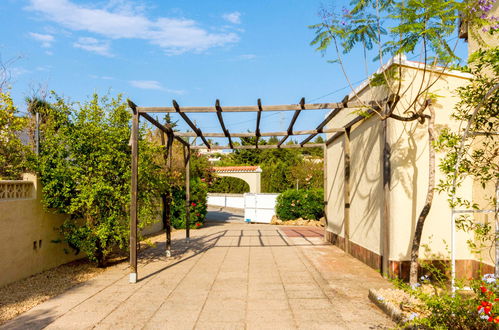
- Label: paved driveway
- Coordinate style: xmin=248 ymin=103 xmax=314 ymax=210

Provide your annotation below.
xmin=2 ymin=222 xmax=393 ymax=330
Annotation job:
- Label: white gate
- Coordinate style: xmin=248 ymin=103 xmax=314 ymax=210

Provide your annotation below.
xmin=244 ymin=193 xmax=279 ymax=224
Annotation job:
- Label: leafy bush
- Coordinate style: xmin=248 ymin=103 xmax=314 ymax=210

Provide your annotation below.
xmin=171 ymin=178 xmax=208 ymax=229
xmin=399 ymin=276 xmax=499 ymax=329
xmin=36 ymin=93 xmax=161 ymax=266
xmin=208 ymin=176 xmax=249 ymax=193
xmin=276 ymin=188 xmax=324 ymax=220
xmin=0 ymin=92 xmax=32 ymax=179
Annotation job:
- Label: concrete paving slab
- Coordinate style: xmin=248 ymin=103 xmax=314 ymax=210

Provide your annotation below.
xmin=2 ymin=222 xmax=394 ymax=330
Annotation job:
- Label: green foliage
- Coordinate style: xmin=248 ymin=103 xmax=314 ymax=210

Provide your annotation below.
xmin=395 ymin=273 xmax=499 ymax=328
xmin=311 ymin=0 xmax=462 ymax=65
xmin=208 ymin=176 xmax=249 ymax=194
xmin=0 ymin=92 xmax=32 ymax=179
xmin=276 ymin=188 xmax=324 ymax=220
xmin=436 ymin=48 xmax=498 ymax=209
xmin=217 ymin=136 xmax=324 ymax=193
xmin=171 ymin=178 xmax=208 ymax=229
xmin=35 ymin=93 xmax=161 ymax=265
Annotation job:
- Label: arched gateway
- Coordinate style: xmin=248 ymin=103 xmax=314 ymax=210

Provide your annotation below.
xmin=212 ymin=166 xmax=262 ymax=193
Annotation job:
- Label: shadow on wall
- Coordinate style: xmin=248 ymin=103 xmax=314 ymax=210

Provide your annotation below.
xmin=327 ymin=138 xmax=345 ymax=236
xmin=349 ymin=118 xmax=383 ymax=243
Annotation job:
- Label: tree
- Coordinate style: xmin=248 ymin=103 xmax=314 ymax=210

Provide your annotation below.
xmin=0 ymin=92 xmax=32 ymax=179
xmin=35 ymin=93 xmax=161 ymax=266
xmin=309 ymin=0 xmax=494 ymax=284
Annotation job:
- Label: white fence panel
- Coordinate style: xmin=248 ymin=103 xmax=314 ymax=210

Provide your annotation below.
xmin=226 ymin=196 xmax=245 ymax=209
xmin=207 ymin=195 xmax=226 ymax=207
xmin=207 ymin=194 xmax=245 ymax=209
xmin=244 ymin=193 xmax=279 ymax=224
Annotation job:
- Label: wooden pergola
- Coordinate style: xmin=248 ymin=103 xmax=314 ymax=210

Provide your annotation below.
xmin=126 ymin=97 xmax=386 ymax=283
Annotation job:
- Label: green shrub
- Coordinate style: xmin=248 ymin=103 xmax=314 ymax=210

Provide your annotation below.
xmin=208 ymin=176 xmax=249 ymax=193
xmin=276 ymin=188 xmax=324 ymax=220
xmin=171 ymin=178 xmax=208 ymax=229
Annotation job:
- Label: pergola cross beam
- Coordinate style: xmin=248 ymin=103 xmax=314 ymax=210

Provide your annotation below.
xmin=255 ymin=99 xmax=263 ymax=148
xmin=301 ymin=95 xmax=349 ymax=146
xmin=173 ymin=100 xmax=210 ymax=149
xmin=277 ymin=97 xmax=305 ymax=148
xmin=215 ymin=99 xmax=234 ymax=149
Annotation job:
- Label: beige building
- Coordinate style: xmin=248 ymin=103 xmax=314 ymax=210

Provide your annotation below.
xmin=323 ymin=55 xmax=494 ymax=279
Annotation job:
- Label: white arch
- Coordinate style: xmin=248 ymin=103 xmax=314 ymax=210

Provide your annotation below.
xmin=212 ymin=166 xmax=262 ymax=193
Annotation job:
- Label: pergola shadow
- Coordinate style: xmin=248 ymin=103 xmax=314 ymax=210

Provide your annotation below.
xmin=137 ymin=227 xmax=328 ymax=282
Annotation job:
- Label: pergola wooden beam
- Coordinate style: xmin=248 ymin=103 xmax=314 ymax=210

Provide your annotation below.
xmin=300 ymin=95 xmax=349 ymax=146
xmin=255 ymin=99 xmax=263 ymax=148
xmin=136 ymin=101 xmax=373 ymax=113
xmin=215 ymin=99 xmax=234 ymax=149
xmin=325 ymin=109 xmax=376 ymax=146
xmin=173 ymin=127 xmax=344 ymax=138
xmin=139 ymin=112 xmax=190 ymax=148
xmin=190 ymin=143 xmax=323 ymax=150
xmin=173 ymin=100 xmax=210 ymax=149
xmin=277 ymin=98 xmax=305 ymax=148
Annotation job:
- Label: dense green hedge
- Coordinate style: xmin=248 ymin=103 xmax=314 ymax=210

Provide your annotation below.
xmin=275 ymin=188 xmax=324 ymax=220
xmin=208 ymin=176 xmax=249 ymax=193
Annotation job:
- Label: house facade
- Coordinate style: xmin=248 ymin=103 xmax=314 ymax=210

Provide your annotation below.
xmin=323 ymin=56 xmax=494 ymax=279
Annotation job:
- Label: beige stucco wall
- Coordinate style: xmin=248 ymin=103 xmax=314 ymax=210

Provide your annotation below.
xmin=216 ymin=172 xmax=261 ymax=193
xmin=388 ymin=67 xmax=476 ymax=263
xmin=325 ymin=62 xmax=482 ymax=266
xmin=325 ymin=83 xmax=387 ymax=256
xmin=0 ymin=174 xmax=81 ymax=287
xmin=349 ymin=117 xmax=384 ymax=255
xmin=325 ymin=135 xmax=345 ymax=237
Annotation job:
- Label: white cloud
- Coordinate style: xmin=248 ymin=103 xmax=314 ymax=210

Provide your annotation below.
xmin=222 ymin=12 xmax=241 ymax=24
xmin=27 ymin=0 xmax=239 ymax=54
xmin=238 ymin=54 xmax=256 ymax=60
xmin=11 ymin=67 xmax=30 ymax=77
xmin=73 ymin=37 xmax=113 ymax=57
xmin=89 ymin=74 xmax=114 ymax=80
xmin=129 ymin=80 xmax=184 ymax=94
xmin=29 ymin=32 xmax=55 ymax=47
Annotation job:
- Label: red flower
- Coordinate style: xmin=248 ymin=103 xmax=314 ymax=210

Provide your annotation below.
xmin=494 ymin=317 xmax=499 ymax=324
xmin=195 ymin=222 xmax=201 ymax=227
xmin=196 ymin=213 xmax=200 ymax=217
xmin=495 ymin=298 xmax=499 ymax=302
xmin=191 ymin=202 xmax=196 ymax=207
xmin=481 ymin=286 xmax=488 ymax=293
xmin=485 ymin=306 xmax=492 ymax=314
xmin=488 ymin=316 xmax=494 ymax=322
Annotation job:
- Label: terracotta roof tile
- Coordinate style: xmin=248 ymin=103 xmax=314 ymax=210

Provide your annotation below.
xmin=211 ymin=166 xmax=261 ymax=173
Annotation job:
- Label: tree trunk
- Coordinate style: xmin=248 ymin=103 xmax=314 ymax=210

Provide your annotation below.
xmin=96 ymin=239 xmax=105 ymax=268
xmin=409 ymin=105 xmax=436 ymax=285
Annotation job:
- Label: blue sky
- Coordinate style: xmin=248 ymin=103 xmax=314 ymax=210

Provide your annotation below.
xmin=1 ymin=0 xmax=469 ymax=144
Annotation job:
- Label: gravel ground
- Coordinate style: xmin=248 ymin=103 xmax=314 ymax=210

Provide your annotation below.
xmin=0 ymin=258 xmax=107 ymax=325
xmin=0 ymin=230 xmax=171 ymax=325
